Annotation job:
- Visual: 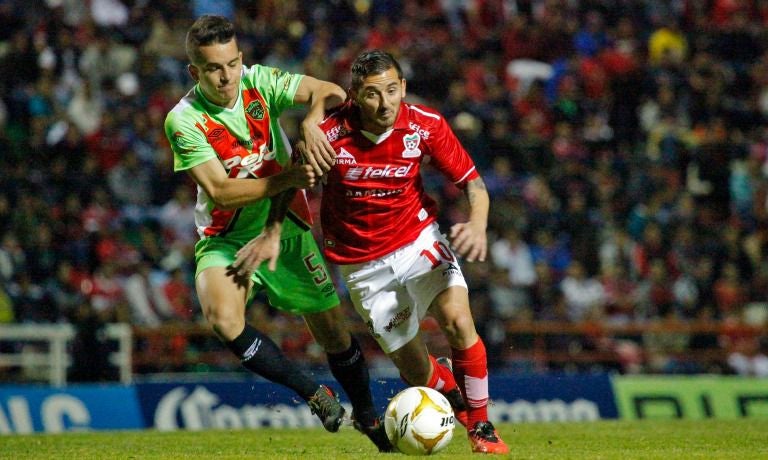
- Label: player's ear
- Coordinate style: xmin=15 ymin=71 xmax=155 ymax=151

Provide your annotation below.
xmin=187 ymin=64 xmax=199 ymax=82
xmin=401 ymin=78 xmax=407 ymax=97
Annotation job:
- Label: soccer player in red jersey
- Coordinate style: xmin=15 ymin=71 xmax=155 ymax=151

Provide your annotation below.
xmin=307 ymin=50 xmax=509 ymax=454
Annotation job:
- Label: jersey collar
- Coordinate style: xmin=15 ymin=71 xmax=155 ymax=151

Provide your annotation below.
xmin=195 ymin=83 xmax=243 ymax=113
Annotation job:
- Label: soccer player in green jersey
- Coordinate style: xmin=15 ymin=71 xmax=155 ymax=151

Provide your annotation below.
xmin=164 ymin=16 xmax=389 ymax=451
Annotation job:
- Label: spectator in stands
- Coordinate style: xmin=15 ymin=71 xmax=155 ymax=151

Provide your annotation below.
xmin=490 ymin=227 xmax=536 ymax=320
xmin=560 ymin=260 xmax=606 ymax=322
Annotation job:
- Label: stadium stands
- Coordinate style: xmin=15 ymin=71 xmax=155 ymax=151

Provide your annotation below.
xmin=0 ymin=0 xmax=766 ymax=380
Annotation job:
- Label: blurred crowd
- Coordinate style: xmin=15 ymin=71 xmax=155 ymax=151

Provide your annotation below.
xmin=0 ymin=0 xmax=767 ymax=378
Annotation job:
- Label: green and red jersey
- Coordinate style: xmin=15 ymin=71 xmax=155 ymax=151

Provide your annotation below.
xmin=164 ymin=64 xmax=311 ymax=242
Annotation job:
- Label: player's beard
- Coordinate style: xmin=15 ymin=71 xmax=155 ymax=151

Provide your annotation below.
xmin=372 ymin=108 xmax=396 ymax=131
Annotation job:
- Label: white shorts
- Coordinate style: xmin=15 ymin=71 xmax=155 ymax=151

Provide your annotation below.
xmin=339 ymin=223 xmax=468 ymax=353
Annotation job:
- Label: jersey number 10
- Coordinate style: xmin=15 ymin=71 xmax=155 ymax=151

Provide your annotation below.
xmin=420 ymin=241 xmax=455 ymax=269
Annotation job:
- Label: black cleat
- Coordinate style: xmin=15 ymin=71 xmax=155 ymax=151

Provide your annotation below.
xmin=308 ymin=385 xmax=345 ymax=432
xmin=353 ymin=414 xmax=394 ymax=452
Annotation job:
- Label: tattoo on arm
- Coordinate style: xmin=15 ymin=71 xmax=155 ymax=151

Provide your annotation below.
xmin=465 ymin=178 xmax=487 ymax=206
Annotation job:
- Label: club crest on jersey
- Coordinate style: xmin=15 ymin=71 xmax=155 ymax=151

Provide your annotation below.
xmin=245 ymin=100 xmax=265 ymax=120
xmin=336 ymin=147 xmax=357 ymax=165
xmin=402 ymin=133 xmax=421 ymax=158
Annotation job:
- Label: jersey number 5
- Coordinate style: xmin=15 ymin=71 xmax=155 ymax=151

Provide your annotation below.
xmin=303 ymin=253 xmax=329 ymax=285
xmin=420 ymin=241 xmax=455 ymax=269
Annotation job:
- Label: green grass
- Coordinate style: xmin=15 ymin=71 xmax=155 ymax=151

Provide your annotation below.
xmin=1 ymin=419 xmax=767 ymax=459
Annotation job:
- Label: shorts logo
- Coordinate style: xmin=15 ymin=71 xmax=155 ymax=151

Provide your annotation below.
xmin=402 ymin=133 xmax=421 ymax=158
xmin=245 ymin=100 xmax=265 ymax=120
xmin=384 ymin=306 xmax=412 ymax=333
xmin=442 ymin=262 xmax=460 ymax=277
xmin=336 ymin=147 xmax=357 ymax=165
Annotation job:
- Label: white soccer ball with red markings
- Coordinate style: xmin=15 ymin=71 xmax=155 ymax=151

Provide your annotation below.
xmin=384 ymin=386 xmax=455 ymax=455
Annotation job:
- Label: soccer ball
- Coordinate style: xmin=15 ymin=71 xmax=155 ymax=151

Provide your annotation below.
xmin=384 ymin=386 xmax=455 ymax=455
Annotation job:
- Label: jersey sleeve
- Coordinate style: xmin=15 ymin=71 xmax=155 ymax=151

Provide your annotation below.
xmin=424 ymin=112 xmax=480 ymax=188
xmin=243 ymin=64 xmax=304 ymax=117
xmin=165 ymin=107 xmax=217 ymax=172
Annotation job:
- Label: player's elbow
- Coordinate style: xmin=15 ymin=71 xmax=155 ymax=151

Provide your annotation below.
xmin=206 ymin=187 xmax=239 ymax=210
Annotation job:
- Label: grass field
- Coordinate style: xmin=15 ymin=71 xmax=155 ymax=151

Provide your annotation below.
xmin=1 ymin=419 xmax=766 ymax=459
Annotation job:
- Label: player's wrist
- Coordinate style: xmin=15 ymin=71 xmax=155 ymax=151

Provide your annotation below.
xmin=264 ymin=222 xmax=283 ymax=237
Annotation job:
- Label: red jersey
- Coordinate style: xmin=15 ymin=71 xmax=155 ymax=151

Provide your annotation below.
xmin=319 ymin=102 xmax=479 ymax=264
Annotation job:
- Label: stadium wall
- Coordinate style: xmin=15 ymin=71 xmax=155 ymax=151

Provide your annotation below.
xmin=1 ymin=376 xmax=766 ymax=434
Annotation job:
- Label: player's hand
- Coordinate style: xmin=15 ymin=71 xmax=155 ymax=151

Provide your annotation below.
xmin=299 ymin=122 xmax=336 ymax=176
xmin=233 ymin=230 xmax=281 ymax=274
xmin=283 ymin=164 xmax=318 ymax=189
xmin=448 ymin=221 xmax=487 ymax=263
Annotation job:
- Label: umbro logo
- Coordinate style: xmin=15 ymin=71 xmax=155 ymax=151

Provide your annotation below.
xmin=336 ymin=147 xmax=357 ymax=165
xmin=207 ymin=128 xmax=225 ymax=139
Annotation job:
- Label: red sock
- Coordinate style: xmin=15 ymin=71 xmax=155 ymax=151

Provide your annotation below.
xmin=452 ymin=338 xmax=489 ymax=426
xmin=401 ymin=355 xmax=458 ymax=393
xmin=426 ymin=354 xmax=459 ymax=392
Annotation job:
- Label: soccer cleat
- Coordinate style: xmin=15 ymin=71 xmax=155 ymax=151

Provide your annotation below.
xmin=308 ymin=385 xmax=345 ymax=432
xmin=468 ymin=421 xmax=509 ymax=454
xmin=352 ymin=414 xmax=394 ymax=452
xmin=436 ymin=357 xmax=469 ymax=427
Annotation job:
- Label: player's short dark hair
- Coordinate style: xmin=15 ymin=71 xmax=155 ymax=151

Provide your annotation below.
xmin=350 ymin=50 xmax=403 ymax=89
xmin=186 ymin=15 xmax=236 ymax=63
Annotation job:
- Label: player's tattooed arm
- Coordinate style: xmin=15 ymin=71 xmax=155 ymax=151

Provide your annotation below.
xmin=448 ymin=177 xmax=489 ymax=263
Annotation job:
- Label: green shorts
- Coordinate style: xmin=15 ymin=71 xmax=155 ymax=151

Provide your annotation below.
xmin=195 ymin=231 xmax=340 ymax=314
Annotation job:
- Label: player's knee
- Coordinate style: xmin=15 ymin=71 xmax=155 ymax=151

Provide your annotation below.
xmin=317 ymin=331 xmax=351 ymax=354
xmin=440 ymin=310 xmax=476 ymax=342
xmin=205 ymin=309 xmax=245 ymax=341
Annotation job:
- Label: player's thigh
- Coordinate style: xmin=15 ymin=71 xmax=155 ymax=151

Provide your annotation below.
xmin=259 ymin=231 xmax=340 ymax=314
xmin=195 ymin=266 xmax=252 ymax=340
xmin=303 ymin=308 xmax=351 ymax=354
xmin=340 ymin=261 xmax=421 ymax=354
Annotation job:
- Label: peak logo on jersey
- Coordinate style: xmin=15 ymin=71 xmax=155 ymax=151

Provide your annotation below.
xmin=337 ymin=147 xmax=357 ymax=165
xmin=344 ymin=163 xmax=413 ymax=181
xmin=402 ymin=133 xmax=422 ymax=158
xmin=245 ymin=100 xmax=265 ymax=120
